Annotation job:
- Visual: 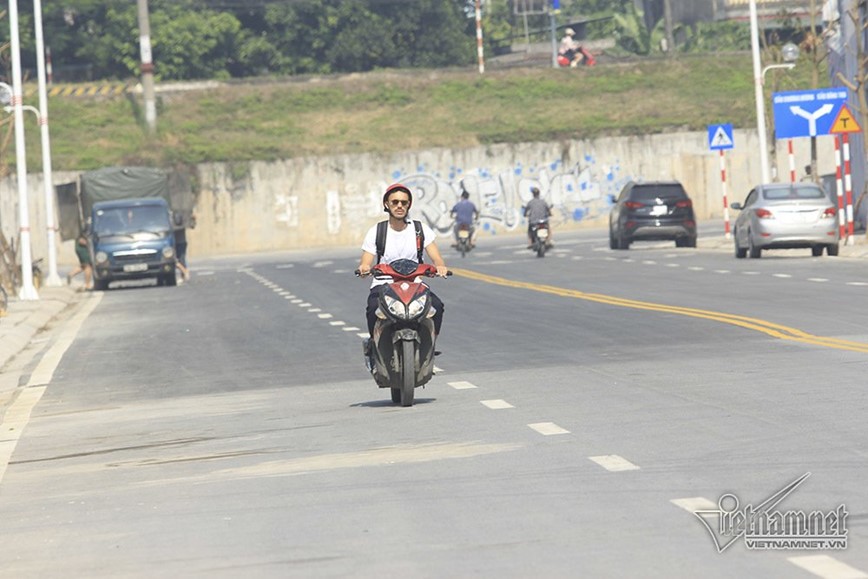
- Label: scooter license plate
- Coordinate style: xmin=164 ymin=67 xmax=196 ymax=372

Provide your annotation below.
xmin=536 ymin=228 xmax=548 ymax=239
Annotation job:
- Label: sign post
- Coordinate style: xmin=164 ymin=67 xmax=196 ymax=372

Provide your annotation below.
xmin=829 ymin=104 xmax=861 ymax=245
xmin=708 ymin=124 xmax=734 ymax=238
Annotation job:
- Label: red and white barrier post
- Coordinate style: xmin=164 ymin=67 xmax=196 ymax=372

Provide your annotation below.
xmin=834 ymin=135 xmax=845 ymax=240
xmin=719 ymin=149 xmax=731 ymax=239
xmin=788 ymin=139 xmax=796 ymax=182
xmin=475 ymin=0 xmax=484 ymax=74
xmin=843 ymin=132 xmax=854 ymax=245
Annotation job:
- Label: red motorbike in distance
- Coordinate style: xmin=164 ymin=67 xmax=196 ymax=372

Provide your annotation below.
xmin=557 ymin=46 xmax=596 ymax=68
xmin=356 ymin=259 xmax=451 ymax=407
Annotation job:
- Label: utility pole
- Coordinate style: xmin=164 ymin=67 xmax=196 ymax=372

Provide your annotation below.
xmin=663 ymin=0 xmax=675 ymax=55
xmin=33 ymin=0 xmax=62 ymax=286
xmin=137 ymin=0 xmax=157 ymax=134
xmin=8 ymin=0 xmax=38 ymax=300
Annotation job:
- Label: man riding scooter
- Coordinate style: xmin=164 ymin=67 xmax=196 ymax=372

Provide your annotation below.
xmin=450 ymin=189 xmax=479 ymax=250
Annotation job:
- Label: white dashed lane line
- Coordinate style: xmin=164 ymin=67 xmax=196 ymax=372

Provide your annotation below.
xmin=342 ymin=326 xmax=360 ymax=332
xmin=588 ymin=455 xmax=640 ymax=472
xmin=318 ymin=313 xmax=333 ymax=319
xmin=713 ymin=269 xmax=730 ymax=274
xmin=276 ymin=264 xmax=294 ymax=269
xmin=448 ymin=381 xmax=477 ymax=390
xmin=846 ymin=281 xmax=868 ymax=286
xmin=773 ymin=273 xmax=793 ymax=278
xmin=528 ymin=422 xmax=570 ymax=436
xmin=481 ymin=399 xmax=514 ymax=409
xmin=330 ymin=321 xmax=345 ymax=326
xmin=808 ymin=278 xmax=829 ymax=282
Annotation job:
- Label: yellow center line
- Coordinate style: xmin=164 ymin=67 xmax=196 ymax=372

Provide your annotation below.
xmin=451 ymin=268 xmax=868 ymax=354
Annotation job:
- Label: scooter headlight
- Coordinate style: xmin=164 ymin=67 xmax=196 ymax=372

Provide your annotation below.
xmin=407 ymin=295 xmax=428 ymax=318
xmin=383 ymin=295 xmax=407 ymax=319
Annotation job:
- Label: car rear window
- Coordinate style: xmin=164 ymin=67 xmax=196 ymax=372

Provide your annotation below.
xmin=630 ymin=185 xmax=687 ymax=201
xmin=763 ymin=186 xmax=825 ymax=200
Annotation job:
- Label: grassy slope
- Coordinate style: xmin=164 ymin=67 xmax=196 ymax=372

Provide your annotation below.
xmin=9 ymin=52 xmax=822 ymax=172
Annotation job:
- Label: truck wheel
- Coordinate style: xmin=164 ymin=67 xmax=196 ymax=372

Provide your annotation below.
xmin=93 ymin=279 xmax=108 ymax=291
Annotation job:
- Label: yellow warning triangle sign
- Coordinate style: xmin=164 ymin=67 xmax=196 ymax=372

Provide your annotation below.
xmin=831 ymin=104 xmax=861 ymax=134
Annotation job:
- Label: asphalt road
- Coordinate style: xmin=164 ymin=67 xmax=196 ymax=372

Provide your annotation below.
xmin=0 ymin=229 xmax=866 ymax=578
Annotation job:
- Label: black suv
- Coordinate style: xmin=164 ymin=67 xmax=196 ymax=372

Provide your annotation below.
xmin=609 ymin=180 xmax=697 ymax=250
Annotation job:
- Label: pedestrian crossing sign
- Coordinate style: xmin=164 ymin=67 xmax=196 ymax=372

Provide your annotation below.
xmin=708 ymin=124 xmax=734 ymax=150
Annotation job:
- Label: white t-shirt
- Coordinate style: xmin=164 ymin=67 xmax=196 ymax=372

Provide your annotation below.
xmin=362 ymin=220 xmax=437 ymax=287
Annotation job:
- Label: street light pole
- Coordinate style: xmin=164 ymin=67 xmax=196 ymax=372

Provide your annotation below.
xmin=750 ymin=0 xmax=771 ymax=184
xmin=7 ymin=0 xmax=38 ymax=300
xmin=33 ymin=0 xmax=62 ymax=287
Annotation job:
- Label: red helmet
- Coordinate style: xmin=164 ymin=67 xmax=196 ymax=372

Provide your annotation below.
xmin=383 ymin=183 xmax=413 ymax=212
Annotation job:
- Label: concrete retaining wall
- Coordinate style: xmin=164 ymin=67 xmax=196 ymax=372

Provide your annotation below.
xmin=0 ymin=129 xmax=839 ymax=265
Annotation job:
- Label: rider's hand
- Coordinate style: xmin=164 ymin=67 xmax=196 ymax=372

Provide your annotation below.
xmin=436 ymin=265 xmax=449 ymax=277
xmin=358 ymin=264 xmax=371 ymax=276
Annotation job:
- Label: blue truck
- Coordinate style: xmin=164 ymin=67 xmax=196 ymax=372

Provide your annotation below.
xmin=80 ymin=167 xmax=178 ymax=291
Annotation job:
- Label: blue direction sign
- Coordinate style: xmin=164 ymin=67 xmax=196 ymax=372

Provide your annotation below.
xmin=773 ymin=88 xmax=849 ymax=139
xmin=708 ymin=124 xmax=734 ymax=150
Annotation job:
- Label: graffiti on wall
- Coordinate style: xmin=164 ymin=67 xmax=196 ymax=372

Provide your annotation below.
xmin=328 ymin=156 xmax=630 ymax=234
xmin=307 ymin=156 xmax=634 ymax=236
xmin=384 ymin=156 xmax=633 ymax=235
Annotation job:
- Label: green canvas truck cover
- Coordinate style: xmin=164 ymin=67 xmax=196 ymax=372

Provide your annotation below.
xmin=80 ymin=166 xmax=171 ymax=217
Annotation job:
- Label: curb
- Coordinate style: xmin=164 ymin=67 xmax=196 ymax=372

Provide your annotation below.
xmin=0 ymin=287 xmax=78 ymax=372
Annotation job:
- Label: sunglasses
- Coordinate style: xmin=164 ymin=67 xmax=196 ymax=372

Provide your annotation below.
xmin=388 ymin=199 xmax=410 ymax=207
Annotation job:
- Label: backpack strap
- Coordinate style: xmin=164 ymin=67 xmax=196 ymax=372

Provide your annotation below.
xmin=375 ymin=219 xmax=425 ymax=264
xmin=375 ymin=220 xmax=388 ymax=264
xmin=414 ymin=220 xmax=424 ymax=264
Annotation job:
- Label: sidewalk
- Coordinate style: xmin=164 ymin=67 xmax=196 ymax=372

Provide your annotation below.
xmin=0 ymin=285 xmax=79 ymax=373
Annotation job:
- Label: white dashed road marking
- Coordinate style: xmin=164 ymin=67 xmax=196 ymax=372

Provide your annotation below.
xmin=846 ymin=282 xmax=868 ymax=286
xmin=481 ymin=399 xmax=514 ymax=409
xmin=688 ymin=266 xmax=704 ymax=271
xmin=318 ymin=313 xmax=333 ymax=319
xmin=528 ymin=422 xmax=570 ymax=436
xmin=788 ymin=556 xmax=868 ymax=579
xmin=588 ymin=455 xmax=640 ymax=472
xmin=448 ymin=381 xmax=477 ymax=390
xmin=356 ymin=332 xmax=368 ymax=338
xmin=330 ymin=321 xmax=345 ymax=326
xmin=276 ymin=264 xmax=294 ymax=269
xmin=773 ymin=273 xmax=792 ymax=278
xmin=670 ymin=497 xmax=717 ymax=516
xmin=342 ymin=326 xmax=360 ymax=332
xmin=808 ymin=278 xmax=829 ymax=282
xmin=714 ymin=269 xmax=730 ymax=274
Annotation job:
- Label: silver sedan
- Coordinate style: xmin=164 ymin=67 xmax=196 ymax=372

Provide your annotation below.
xmin=731 ymin=183 xmax=839 ymax=258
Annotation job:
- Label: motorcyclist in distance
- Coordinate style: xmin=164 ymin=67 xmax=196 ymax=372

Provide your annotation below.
xmin=558 ymin=28 xmax=584 ymax=67
xmin=450 ymin=189 xmax=479 ymax=248
xmin=524 ymin=186 xmax=553 ymax=248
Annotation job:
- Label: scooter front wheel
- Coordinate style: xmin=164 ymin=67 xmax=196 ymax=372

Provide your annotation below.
xmin=400 ymin=340 xmax=415 ymax=407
